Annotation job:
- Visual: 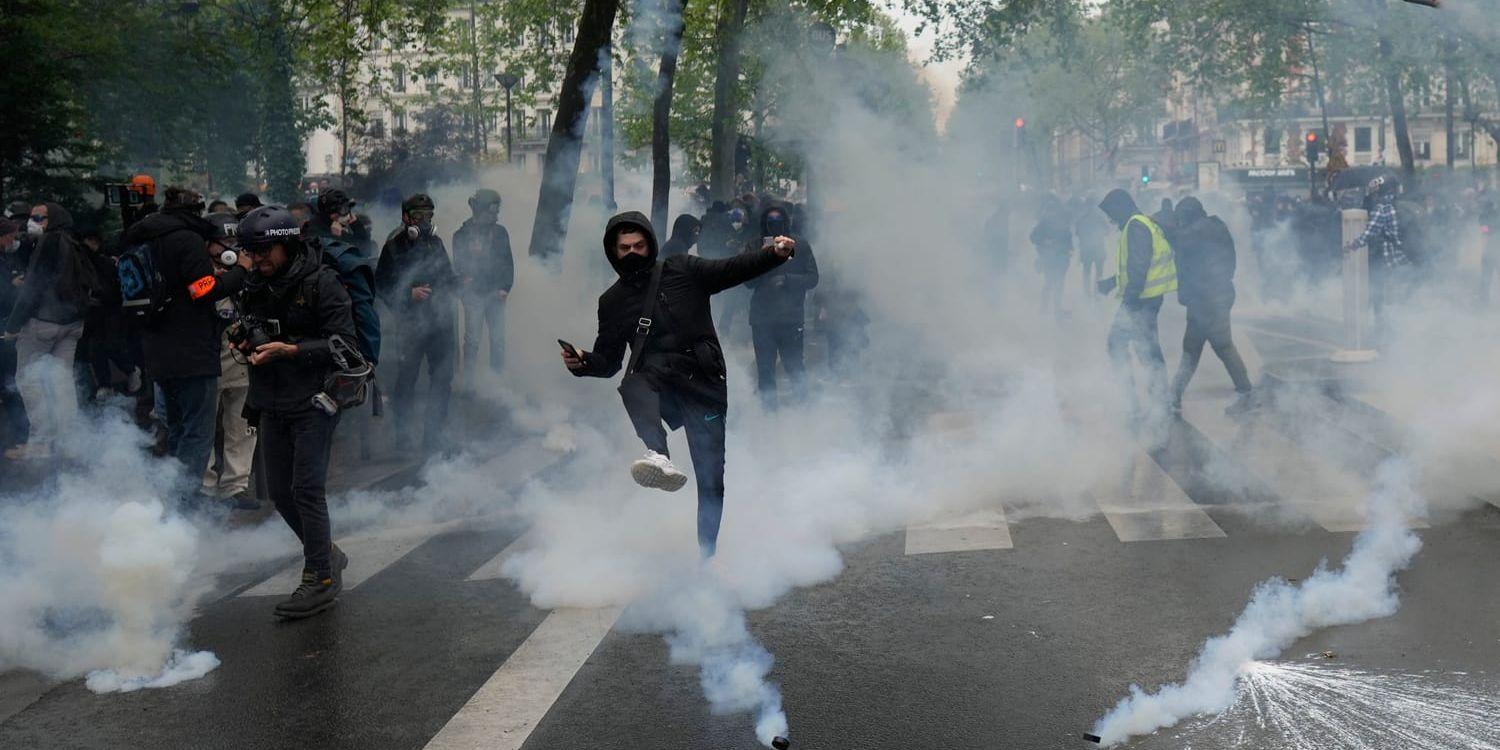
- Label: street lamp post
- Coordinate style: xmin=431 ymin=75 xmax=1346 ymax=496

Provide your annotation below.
xmin=494 ymin=72 xmax=521 ymax=164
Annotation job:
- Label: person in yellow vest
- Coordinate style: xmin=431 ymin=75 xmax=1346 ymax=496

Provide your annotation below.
xmin=1096 ymin=189 xmax=1176 ymax=422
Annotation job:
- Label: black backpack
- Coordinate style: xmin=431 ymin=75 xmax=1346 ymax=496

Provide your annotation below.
xmin=117 ymin=238 xmax=171 ymax=321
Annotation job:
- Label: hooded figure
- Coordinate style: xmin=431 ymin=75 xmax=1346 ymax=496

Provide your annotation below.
xmin=1098 ymin=188 xmax=1175 ymax=424
xmin=746 ymin=204 xmax=819 ymax=407
xmin=660 ymin=214 xmax=702 ymax=258
xmin=4 ymin=203 xmax=96 ymax=461
xmin=1030 ymin=196 xmax=1074 ymax=315
xmin=1165 ymin=197 xmax=1254 ymax=414
xmin=452 ymin=188 xmax=514 ymax=376
xmin=565 ymin=210 xmax=793 ymax=557
xmin=698 ymin=201 xmax=734 ymax=260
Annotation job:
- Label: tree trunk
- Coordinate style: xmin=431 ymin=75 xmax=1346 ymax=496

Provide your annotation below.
xmin=601 ymin=40 xmax=616 ymax=209
xmin=709 ymin=0 xmax=749 ymax=201
xmin=651 ymin=0 xmax=688 ymax=236
xmin=1443 ymin=32 xmax=1457 ymax=170
xmin=1374 ymin=5 xmax=1415 ymax=176
xmin=528 ymin=0 xmax=620 ymax=259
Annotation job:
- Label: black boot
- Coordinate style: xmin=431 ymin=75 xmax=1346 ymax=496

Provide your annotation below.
xmin=274 ymin=569 xmax=341 ymax=620
xmin=331 ymin=543 xmax=349 ymax=587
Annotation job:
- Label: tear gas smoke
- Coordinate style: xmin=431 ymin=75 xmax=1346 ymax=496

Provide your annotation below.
xmin=1089 ymin=462 xmax=1425 ymax=745
xmin=0 ymin=413 xmax=218 ymax=693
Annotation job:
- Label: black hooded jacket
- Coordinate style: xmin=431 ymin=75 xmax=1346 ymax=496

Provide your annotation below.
xmin=451 ymin=217 xmax=515 ymax=294
xmin=239 ymin=248 xmax=357 ymax=413
xmin=376 ymin=227 xmax=458 ymax=327
xmin=121 ymin=207 xmax=248 ymax=379
xmin=573 ymin=211 xmax=788 ymax=401
xmin=6 ymin=202 xmax=87 ymax=332
xmin=660 ymin=214 xmax=701 ymax=259
xmin=1170 ymin=198 xmax=1236 ymax=311
xmin=745 ymin=207 xmax=818 ymax=326
xmin=1099 ymin=189 xmax=1157 ymax=304
xmin=697 ymin=203 xmax=736 ymax=260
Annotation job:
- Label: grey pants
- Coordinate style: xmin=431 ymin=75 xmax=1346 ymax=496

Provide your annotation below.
xmin=14 ymin=319 xmax=83 ymax=451
xmin=1170 ymin=306 xmax=1252 ymax=405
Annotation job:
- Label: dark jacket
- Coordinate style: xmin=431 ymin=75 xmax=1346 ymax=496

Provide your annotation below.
xmin=1099 ymin=189 xmax=1156 ymax=304
xmin=574 ymin=211 xmax=788 ymax=405
xmin=745 ymin=207 xmax=818 ymax=327
xmin=697 ymin=204 xmax=736 ymax=260
xmin=375 ymin=228 xmax=458 ymax=328
xmin=120 ymin=208 xmax=248 ymax=378
xmin=309 ymin=235 xmax=381 ymax=364
xmin=660 ymin=214 xmax=701 ymax=259
xmin=240 ymin=250 xmax=357 ymax=413
xmin=6 ymin=203 xmax=89 ymax=332
xmin=1030 ymin=208 xmax=1074 ymax=269
xmin=1170 ymin=198 xmax=1236 ymax=311
xmin=451 ymin=218 xmax=515 ymax=294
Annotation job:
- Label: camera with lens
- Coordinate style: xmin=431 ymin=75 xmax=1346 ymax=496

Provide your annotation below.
xmin=227 ymin=314 xmax=281 ymax=351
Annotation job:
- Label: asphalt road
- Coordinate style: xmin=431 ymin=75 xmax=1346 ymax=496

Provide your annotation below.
xmin=3 ymin=319 xmax=1498 ymax=750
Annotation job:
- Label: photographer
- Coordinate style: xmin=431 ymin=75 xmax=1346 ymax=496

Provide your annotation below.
xmin=235 ymin=206 xmax=355 ymax=620
xmin=122 ymin=187 xmax=250 ymax=507
xmin=563 ymin=211 xmax=793 ymax=558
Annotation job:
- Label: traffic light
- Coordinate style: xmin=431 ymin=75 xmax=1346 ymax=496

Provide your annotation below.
xmin=1013 ymin=117 xmax=1026 ymax=149
xmin=1140 ymin=165 xmax=1150 ymax=185
xmin=1306 ymin=131 xmax=1321 ymax=166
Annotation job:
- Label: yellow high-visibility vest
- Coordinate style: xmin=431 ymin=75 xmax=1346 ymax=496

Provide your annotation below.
xmin=1116 ymin=214 xmax=1177 ymax=299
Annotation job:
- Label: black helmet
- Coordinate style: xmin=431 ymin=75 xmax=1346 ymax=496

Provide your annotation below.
xmin=205 ymin=212 xmax=239 ymax=246
xmin=237 ymin=206 xmax=302 ymax=251
xmin=316 ymin=189 xmax=355 ymax=217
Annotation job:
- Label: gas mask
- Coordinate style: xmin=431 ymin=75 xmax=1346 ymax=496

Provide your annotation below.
xmin=405 ymin=220 xmax=435 ymax=240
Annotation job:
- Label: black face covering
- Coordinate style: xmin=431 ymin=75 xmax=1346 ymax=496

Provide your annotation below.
xmin=617 ymin=251 xmax=652 ymax=275
xmin=763 ymin=212 xmax=789 ymax=236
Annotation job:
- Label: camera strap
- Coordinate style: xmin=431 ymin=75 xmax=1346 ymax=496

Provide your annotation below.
xmin=626 ymin=260 xmax=664 ymax=375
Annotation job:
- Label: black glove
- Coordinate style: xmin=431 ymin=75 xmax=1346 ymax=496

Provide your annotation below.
xmin=1096 ymin=276 xmax=1118 ymax=296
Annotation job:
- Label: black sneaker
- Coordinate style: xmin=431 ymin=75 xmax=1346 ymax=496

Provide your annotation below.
xmin=331 ymin=544 xmax=349 ymax=587
xmin=1225 ymin=391 xmax=1258 ymax=417
xmin=231 ymin=490 xmax=261 ymax=511
xmin=274 ymin=569 xmax=341 ymax=620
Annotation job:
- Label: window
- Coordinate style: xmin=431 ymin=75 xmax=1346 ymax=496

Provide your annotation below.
xmin=1416 ymin=139 xmax=1432 ymax=160
xmin=370 ymin=116 xmax=386 ymax=139
xmin=1457 ymin=132 xmax=1471 ymax=159
xmin=1264 ymin=128 xmax=1281 ymax=155
xmin=392 ymin=65 xmax=406 ymax=93
xmin=1354 ymin=127 xmax=1372 ymax=153
xmin=425 ymin=70 xmax=438 ymax=88
xmin=539 ymin=109 xmax=552 ymax=137
xmin=394 ymin=111 xmax=407 ymax=135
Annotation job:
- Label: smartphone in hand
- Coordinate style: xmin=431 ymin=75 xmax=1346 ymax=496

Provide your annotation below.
xmin=558 ymin=339 xmax=580 ymax=358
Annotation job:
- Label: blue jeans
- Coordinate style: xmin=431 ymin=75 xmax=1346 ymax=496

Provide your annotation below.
xmin=159 ymin=374 xmax=219 ymax=507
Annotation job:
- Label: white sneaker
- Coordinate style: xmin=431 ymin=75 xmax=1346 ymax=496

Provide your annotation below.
xmin=630 ymin=450 xmax=689 ymax=492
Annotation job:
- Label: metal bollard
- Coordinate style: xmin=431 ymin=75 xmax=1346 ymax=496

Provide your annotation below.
xmin=1331 ymin=208 xmax=1378 ymax=363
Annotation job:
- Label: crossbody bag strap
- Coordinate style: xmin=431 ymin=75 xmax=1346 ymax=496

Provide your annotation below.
xmin=626 ymin=261 xmax=665 ymax=375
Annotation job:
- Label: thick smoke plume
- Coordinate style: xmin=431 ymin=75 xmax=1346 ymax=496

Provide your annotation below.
xmin=1090 ymin=461 xmax=1425 ymax=745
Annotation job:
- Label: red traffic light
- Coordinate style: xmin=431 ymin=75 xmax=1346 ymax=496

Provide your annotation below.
xmin=1306 ymin=131 xmax=1319 ymax=143
xmin=1015 ymin=118 xmax=1026 ymax=129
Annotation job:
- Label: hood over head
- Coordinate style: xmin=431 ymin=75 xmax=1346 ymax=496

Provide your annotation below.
xmin=669 ymin=214 xmax=700 ymax=242
xmin=760 ymin=204 xmax=790 ymax=236
xmin=602 ymin=211 xmax=658 ymax=276
xmin=1099 ymin=189 xmax=1140 ymax=228
xmin=121 ymin=205 xmax=210 ymax=245
xmin=42 ymin=202 xmax=74 ymax=232
xmin=1174 ymin=196 xmax=1206 ymax=224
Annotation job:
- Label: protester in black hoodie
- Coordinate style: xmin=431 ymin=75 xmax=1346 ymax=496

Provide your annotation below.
xmin=4 ymin=203 xmax=92 ymax=460
xmin=121 ymin=187 xmax=252 ymax=505
xmin=746 ymin=204 xmax=819 ymax=408
xmin=659 ymin=214 xmax=701 ymax=258
xmin=1167 ymin=197 xmax=1254 ymax=415
xmin=0 ymin=218 xmax=28 ymax=450
xmin=1097 ymin=189 xmax=1176 ymax=423
xmin=235 ymin=205 xmax=356 ymax=619
xmin=452 ymin=189 xmax=514 ymax=377
xmin=562 ymin=211 xmax=793 ymax=557
xmin=377 ymin=193 xmax=458 ymax=452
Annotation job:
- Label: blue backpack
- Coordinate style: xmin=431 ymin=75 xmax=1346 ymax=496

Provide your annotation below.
xmin=117 ymin=239 xmax=171 ymax=322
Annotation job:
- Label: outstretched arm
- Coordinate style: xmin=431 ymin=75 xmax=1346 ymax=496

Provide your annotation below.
xmin=684 ymin=245 xmax=791 ymax=295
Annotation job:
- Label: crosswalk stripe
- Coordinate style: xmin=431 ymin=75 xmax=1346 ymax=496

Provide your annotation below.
xmin=1094 ymin=453 xmax=1226 ymax=543
xmin=904 ymin=508 xmax=1013 ymax=555
xmin=1184 ymin=401 xmax=1425 ymax=532
xmin=240 ymin=520 xmax=461 ymax=597
xmin=466 ymin=530 xmax=537 ymax=582
xmin=422 ymin=606 xmax=622 ymax=750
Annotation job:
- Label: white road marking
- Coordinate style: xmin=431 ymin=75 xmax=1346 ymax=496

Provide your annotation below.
xmin=904 ymin=508 xmax=1013 ymax=555
xmin=1095 ymin=453 xmax=1226 ymax=543
xmin=422 ymin=607 xmax=622 ymax=750
xmin=466 ymin=529 xmax=538 ymax=582
xmin=240 ymin=523 xmax=449 ymax=596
